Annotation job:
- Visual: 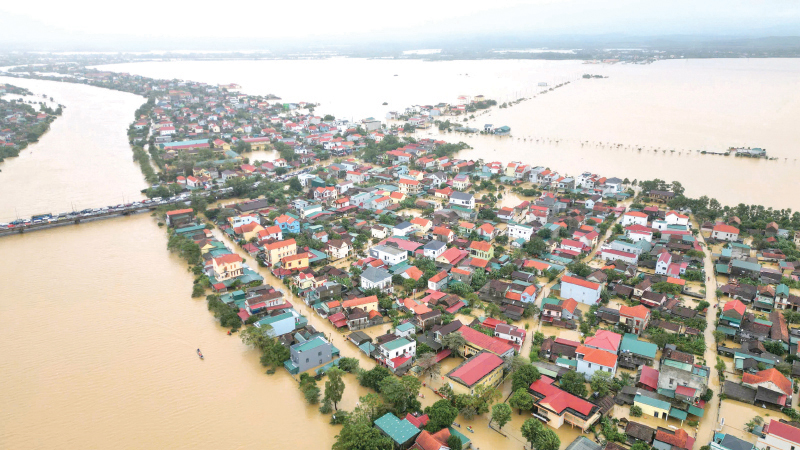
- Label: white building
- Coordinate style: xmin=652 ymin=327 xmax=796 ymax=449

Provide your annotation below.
xmin=712 ymin=224 xmax=740 ymax=242
xmin=360 ymin=267 xmax=393 ymax=293
xmin=576 ymin=345 xmax=617 ymax=379
xmin=228 ymin=214 xmax=259 ymax=228
xmin=379 ymin=337 xmax=416 ymax=360
xmin=507 ymin=223 xmax=534 ymax=241
xmin=423 ymin=241 xmax=446 ymax=259
xmin=599 ymin=248 xmax=639 ymax=265
xmin=449 ymin=192 xmax=475 ymax=209
xmin=369 ymin=245 xmax=408 ymax=265
xmin=560 ymin=276 xmax=602 ymax=305
xmin=665 ymin=211 xmax=689 ymax=227
xmin=622 ymin=211 xmax=648 ymax=227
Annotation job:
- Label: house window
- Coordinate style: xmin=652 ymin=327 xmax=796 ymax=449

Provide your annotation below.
xmin=654 ymin=411 xmax=659 ymax=418
xmin=305 ymin=358 xmax=309 ymax=363
xmin=318 ymin=351 xmax=322 ymax=356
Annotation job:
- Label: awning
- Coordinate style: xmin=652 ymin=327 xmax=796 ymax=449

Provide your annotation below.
xmin=687 ymin=405 xmax=705 ymax=417
xmin=669 ymin=408 xmax=688 ymax=420
xmin=658 ymin=388 xmax=676 ymax=398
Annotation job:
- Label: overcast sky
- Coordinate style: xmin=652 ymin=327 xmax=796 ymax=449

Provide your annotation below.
xmin=1 ymin=0 xmax=799 ymax=51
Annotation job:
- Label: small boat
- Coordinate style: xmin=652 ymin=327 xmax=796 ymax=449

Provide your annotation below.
xmin=452 ymin=423 xmax=461 ymax=428
xmin=466 ymin=426 xmax=474 ymax=433
xmin=197 ymin=349 xmax=204 ymax=359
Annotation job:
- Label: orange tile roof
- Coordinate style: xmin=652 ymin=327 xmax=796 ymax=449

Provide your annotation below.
xmin=713 ymin=223 xmax=740 ymax=234
xmin=742 ymin=368 xmax=792 ymax=395
xmin=469 ymin=240 xmax=492 ymax=252
xmin=405 ymin=266 xmax=424 ymax=281
xmin=470 ymin=258 xmax=488 ymax=268
xmin=577 ymin=345 xmax=618 ymax=367
xmin=620 ymin=304 xmax=650 ymax=320
xmin=213 ymin=253 xmax=242 ymax=265
xmin=264 ymin=238 xmax=296 ymax=251
xmin=342 ymin=295 xmax=378 ymax=308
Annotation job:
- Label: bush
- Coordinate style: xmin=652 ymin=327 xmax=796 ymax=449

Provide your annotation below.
xmin=338 ymin=357 xmax=360 ymax=373
xmin=630 ymin=405 xmax=643 ymax=417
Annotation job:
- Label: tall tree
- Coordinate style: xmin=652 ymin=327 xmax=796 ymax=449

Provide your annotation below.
xmin=521 ymin=418 xmax=544 ymax=447
xmin=537 ymin=429 xmax=561 ymax=450
xmin=424 ymin=399 xmax=459 ymax=432
xmin=512 ymin=364 xmax=541 ymax=392
xmin=440 ymin=331 xmax=466 ymax=354
xmin=509 ymin=388 xmax=534 ymax=414
xmin=491 ymin=403 xmax=512 ymax=429
xmin=332 ymin=421 xmax=393 ymax=450
xmin=559 ymin=370 xmax=588 ymax=397
xmin=324 ymin=367 xmax=346 ymax=410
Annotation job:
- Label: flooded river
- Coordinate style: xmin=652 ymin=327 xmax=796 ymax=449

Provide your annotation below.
xmin=0 ymin=76 xmax=147 ymax=222
xmin=0 ymin=215 xmax=341 ymax=449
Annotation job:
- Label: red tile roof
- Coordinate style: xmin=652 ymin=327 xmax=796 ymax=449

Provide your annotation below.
xmin=675 ymin=385 xmax=696 ymax=397
xmin=655 ymin=428 xmax=693 ymax=449
xmin=404 ymin=413 xmax=429 ymax=429
xmin=530 ymin=376 xmax=595 ymax=416
xmin=723 ymin=300 xmax=746 ymax=317
xmin=413 ymin=429 xmax=451 ymax=450
xmin=765 ymin=419 xmax=800 ymax=445
xmin=625 ymin=211 xmax=648 ymax=218
xmin=584 ymin=330 xmax=622 ymax=353
xmin=562 ymin=275 xmax=600 ymax=290
xmin=638 ymin=365 xmax=659 ymax=390
xmin=458 ymin=325 xmax=513 ymax=355
xmin=448 ymin=351 xmax=504 ymax=386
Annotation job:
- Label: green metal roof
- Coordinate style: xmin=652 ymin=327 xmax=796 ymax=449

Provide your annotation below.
xmin=731 ymin=259 xmax=761 ymax=272
xmin=620 ymin=335 xmax=658 ymax=359
xmin=658 ymin=388 xmax=676 ymax=398
xmin=688 ymin=405 xmax=705 ymax=417
xmin=663 ymin=359 xmax=692 ymax=372
xmin=556 ymin=357 xmax=577 ymax=367
xmin=293 ymin=336 xmax=328 ymax=353
xmin=635 ymin=394 xmax=671 ymax=410
xmin=382 ymin=338 xmax=412 ymax=351
xmin=717 ymin=325 xmax=737 ymax=336
xmin=669 ymin=408 xmax=688 ymax=420
xmin=448 ymin=426 xmax=470 ymax=446
xmin=396 ymin=322 xmax=415 ymax=333
xmin=715 ymin=264 xmax=730 ymax=274
xmin=374 ymin=413 xmax=419 ymax=445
